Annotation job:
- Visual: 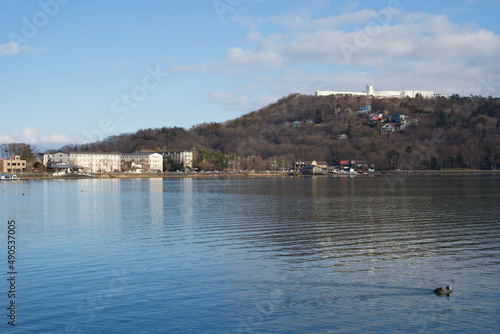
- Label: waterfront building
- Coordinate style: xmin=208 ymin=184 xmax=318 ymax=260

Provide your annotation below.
xmin=69 ymin=153 xmax=122 ymax=173
xmin=0 ymin=156 xmax=27 ymax=173
xmin=162 ymin=150 xmax=194 ymax=169
xmin=43 ymin=152 xmax=121 ymax=173
xmin=121 ymin=152 xmax=163 ymax=172
xmin=45 ymin=151 xmax=71 ymax=165
xmin=292 ymin=160 xmax=328 ymax=173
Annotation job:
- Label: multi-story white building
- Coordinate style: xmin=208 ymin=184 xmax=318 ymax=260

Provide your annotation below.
xmin=121 ymin=152 xmax=163 ymax=172
xmin=316 ymin=84 xmax=437 ymax=99
xmin=43 ymin=151 xmax=171 ymax=173
xmin=44 ymin=152 xmax=121 ymax=172
xmin=162 ymin=150 xmax=194 ymax=169
xmin=69 ymin=153 xmax=122 ymax=173
xmin=45 ymin=151 xmax=71 ymax=165
xmin=316 ymin=90 xmax=365 ymax=97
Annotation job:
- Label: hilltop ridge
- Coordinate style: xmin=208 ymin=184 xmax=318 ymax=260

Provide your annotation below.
xmin=60 ymin=93 xmax=500 ymax=171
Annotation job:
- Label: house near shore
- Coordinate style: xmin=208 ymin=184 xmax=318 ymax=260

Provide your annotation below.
xmin=339 ymin=160 xmax=356 ymax=172
xmin=333 ymin=160 xmax=375 ymax=172
xmin=292 ymin=161 xmax=327 ymax=174
xmin=0 ymin=156 xmax=26 ymax=173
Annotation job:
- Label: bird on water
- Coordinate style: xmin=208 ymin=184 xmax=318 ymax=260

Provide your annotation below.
xmin=434 ymin=286 xmax=451 ymax=295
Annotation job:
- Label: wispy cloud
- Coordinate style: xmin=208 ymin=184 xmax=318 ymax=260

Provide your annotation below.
xmin=173 ymin=8 xmax=500 ymax=111
xmin=177 ymin=10 xmax=500 ymax=71
xmin=0 ymin=42 xmax=32 ymax=56
xmin=208 ymin=90 xmax=276 ymax=113
xmin=0 ymin=127 xmax=81 ymax=148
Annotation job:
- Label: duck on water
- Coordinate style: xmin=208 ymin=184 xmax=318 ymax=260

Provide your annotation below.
xmin=434 ymin=286 xmax=451 ymax=295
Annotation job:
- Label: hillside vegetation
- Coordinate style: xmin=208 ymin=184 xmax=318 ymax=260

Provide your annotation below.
xmin=61 ymin=94 xmax=500 ymax=171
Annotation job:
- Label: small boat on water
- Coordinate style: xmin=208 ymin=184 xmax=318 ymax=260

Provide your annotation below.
xmin=0 ymin=175 xmax=18 ymax=181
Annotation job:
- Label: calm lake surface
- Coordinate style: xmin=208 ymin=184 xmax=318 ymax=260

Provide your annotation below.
xmin=1 ymin=176 xmax=499 ymax=333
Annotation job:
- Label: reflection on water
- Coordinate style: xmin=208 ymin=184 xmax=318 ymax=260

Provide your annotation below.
xmin=0 ymin=176 xmax=499 ymax=333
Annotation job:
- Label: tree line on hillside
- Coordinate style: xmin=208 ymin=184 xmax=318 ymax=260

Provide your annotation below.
xmin=184 ymin=93 xmax=500 ymax=170
xmin=1 ymin=143 xmax=37 ymax=161
xmin=7 ymin=94 xmax=500 ymax=171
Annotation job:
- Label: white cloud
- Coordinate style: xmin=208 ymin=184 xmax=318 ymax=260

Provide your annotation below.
xmin=271 ymin=9 xmax=383 ymax=31
xmin=172 ymin=9 xmax=500 ymax=112
xmin=0 ymin=42 xmax=31 ymax=56
xmin=170 ymin=63 xmax=212 ymax=73
xmin=208 ymin=91 xmax=276 ymax=113
xmin=226 ymin=46 xmax=283 ymax=69
xmin=0 ymin=134 xmax=12 ymax=142
xmin=246 ymin=31 xmax=262 ymax=41
xmin=214 ymin=10 xmax=500 ymax=72
xmin=238 ymin=11 xmax=500 ymax=67
xmin=40 ymin=133 xmax=73 ymax=144
xmin=20 ymin=127 xmax=40 ymax=143
xmin=0 ymin=42 xmax=47 ymax=56
xmin=0 ymin=128 xmax=80 ymax=148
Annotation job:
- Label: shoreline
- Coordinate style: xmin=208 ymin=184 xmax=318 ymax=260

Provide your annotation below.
xmin=12 ymin=169 xmax=500 ymax=181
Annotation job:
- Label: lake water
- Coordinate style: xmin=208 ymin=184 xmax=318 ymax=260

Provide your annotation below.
xmin=1 ymin=176 xmax=499 ymax=333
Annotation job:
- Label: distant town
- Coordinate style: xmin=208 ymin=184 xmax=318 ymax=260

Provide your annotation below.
xmin=1 ymin=103 xmax=417 ymax=176
xmin=1 ymin=151 xmax=374 ymax=176
xmin=1 ymin=88 xmax=499 ymax=178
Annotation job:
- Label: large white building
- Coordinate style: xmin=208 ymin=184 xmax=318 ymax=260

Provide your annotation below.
xmin=70 ymin=153 xmax=122 ymax=173
xmin=44 ymin=152 xmax=122 ymax=173
xmin=43 ymin=151 xmax=183 ymax=173
xmin=45 ymin=152 xmax=165 ymax=173
xmin=45 ymin=151 xmax=71 ymax=166
xmin=121 ymin=152 xmax=163 ymax=172
xmin=316 ymin=84 xmax=437 ymax=99
xmin=162 ymin=150 xmax=194 ymax=169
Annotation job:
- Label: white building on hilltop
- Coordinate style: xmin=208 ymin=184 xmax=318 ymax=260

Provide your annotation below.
xmin=316 ymin=84 xmax=437 ymax=99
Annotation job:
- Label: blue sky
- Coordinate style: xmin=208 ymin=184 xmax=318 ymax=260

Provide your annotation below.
xmin=1 ymin=0 xmax=500 ymax=149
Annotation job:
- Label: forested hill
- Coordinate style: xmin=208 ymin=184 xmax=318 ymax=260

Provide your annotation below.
xmin=61 ymin=94 xmax=500 ymax=170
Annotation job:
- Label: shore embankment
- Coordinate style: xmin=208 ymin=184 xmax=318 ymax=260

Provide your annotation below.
xmin=17 ymin=171 xmax=289 ymax=180
xmin=14 ymin=169 xmax=500 ymax=181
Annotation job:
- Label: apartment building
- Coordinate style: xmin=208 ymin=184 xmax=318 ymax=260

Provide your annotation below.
xmin=0 ymin=156 xmax=27 ymax=173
